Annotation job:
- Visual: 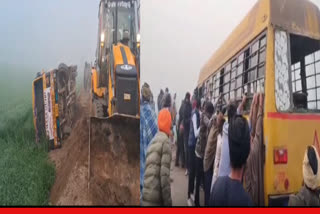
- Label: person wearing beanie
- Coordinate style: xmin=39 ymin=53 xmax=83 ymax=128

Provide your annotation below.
xmin=140 ymin=82 xmax=158 ymax=200
xmin=142 ymin=109 xmax=172 ymax=206
xmin=210 ymin=115 xmax=253 ymax=206
xmin=289 ymin=146 xmax=320 ymax=206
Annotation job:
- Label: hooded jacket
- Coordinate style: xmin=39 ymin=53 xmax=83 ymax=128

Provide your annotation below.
xmin=142 ymin=132 xmax=172 ymax=206
xmin=195 ymin=112 xmax=211 ymax=159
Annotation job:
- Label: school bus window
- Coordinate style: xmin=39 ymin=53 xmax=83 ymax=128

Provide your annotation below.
xmin=289 ymin=33 xmax=320 ymax=111
xmin=291 ymin=62 xmax=302 ymax=92
xmin=242 ymin=34 xmax=266 ymax=110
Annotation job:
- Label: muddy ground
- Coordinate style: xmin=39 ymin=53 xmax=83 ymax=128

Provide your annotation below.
xmin=49 ymin=90 xmax=139 ymax=206
xmin=49 ymin=91 xmax=91 ymax=205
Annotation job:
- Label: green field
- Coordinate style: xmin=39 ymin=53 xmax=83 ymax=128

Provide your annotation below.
xmin=0 ymin=64 xmax=55 ymax=205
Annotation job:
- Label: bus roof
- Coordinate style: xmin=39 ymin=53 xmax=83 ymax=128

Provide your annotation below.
xmin=198 ymin=0 xmax=320 ymax=87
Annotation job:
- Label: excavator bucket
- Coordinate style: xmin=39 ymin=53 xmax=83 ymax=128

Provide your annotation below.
xmin=88 ymin=114 xmax=140 ymax=205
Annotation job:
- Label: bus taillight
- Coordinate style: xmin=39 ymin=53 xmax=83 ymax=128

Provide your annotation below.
xmin=274 ymin=148 xmax=288 ymax=164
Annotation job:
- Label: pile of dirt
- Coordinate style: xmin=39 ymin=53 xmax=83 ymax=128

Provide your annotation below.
xmin=49 ymin=91 xmax=140 ymax=206
xmin=89 ymin=116 xmax=140 ymax=205
xmin=49 ymin=91 xmax=91 ymax=205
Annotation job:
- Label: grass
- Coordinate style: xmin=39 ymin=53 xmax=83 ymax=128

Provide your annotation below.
xmin=0 ymin=65 xmax=55 ymax=206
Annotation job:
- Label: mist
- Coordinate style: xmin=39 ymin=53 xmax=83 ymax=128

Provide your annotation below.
xmin=0 ymin=0 xmax=100 ymax=76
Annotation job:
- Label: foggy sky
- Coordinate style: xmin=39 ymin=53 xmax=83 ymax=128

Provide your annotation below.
xmin=141 ymin=0 xmax=320 ymax=109
xmin=0 ymin=0 xmax=100 ymax=73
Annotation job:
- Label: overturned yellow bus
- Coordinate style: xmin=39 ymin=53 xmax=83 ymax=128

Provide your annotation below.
xmin=198 ymin=0 xmax=320 ymax=206
xmin=32 ymin=64 xmax=77 ymax=149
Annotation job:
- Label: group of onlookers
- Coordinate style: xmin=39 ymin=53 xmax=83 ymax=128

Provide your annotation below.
xmin=140 ymin=82 xmax=320 ymax=207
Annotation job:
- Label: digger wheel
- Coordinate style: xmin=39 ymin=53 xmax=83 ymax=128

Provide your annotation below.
xmin=95 ymin=102 xmax=103 ymax=118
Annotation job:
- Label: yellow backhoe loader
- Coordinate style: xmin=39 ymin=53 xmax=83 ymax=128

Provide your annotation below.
xmin=87 ymin=0 xmax=140 ymax=205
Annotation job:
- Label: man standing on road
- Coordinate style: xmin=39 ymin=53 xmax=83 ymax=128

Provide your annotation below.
xmin=142 ymin=109 xmax=172 ymax=206
xmin=183 ymin=92 xmax=192 ymax=175
xmin=157 ymin=89 xmax=164 ymax=113
xmin=187 ymin=98 xmax=200 ymax=206
xmin=140 ymin=83 xmax=158 ymax=200
xmin=176 ymin=99 xmax=186 ymax=168
xmin=195 ymin=101 xmax=214 ymax=206
xmin=210 ymin=115 xmax=253 ymax=206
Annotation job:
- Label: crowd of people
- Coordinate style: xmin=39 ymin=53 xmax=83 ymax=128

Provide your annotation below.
xmin=140 ymin=82 xmax=320 ymax=207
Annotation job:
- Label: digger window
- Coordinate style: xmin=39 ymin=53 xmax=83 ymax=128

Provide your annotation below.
xmin=116 ymin=4 xmax=136 ymax=50
xmin=289 ymin=33 xmax=320 ymax=112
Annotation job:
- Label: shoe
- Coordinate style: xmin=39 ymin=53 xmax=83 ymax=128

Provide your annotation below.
xmin=185 ymin=170 xmax=188 ymax=176
xmin=190 ymin=193 xmax=195 ymax=202
xmin=187 ymin=198 xmax=193 ymax=206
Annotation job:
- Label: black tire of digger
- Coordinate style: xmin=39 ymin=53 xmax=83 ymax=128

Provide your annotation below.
xmin=95 ymin=102 xmax=104 ymax=118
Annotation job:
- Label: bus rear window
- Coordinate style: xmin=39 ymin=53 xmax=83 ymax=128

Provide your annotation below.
xmin=290 ymin=33 xmax=320 ymax=112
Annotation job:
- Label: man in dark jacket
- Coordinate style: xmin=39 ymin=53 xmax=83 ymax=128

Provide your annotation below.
xmin=176 ymin=99 xmax=185 ymax=168
xmin=157 ymin=89 xmax=164 ymax=112
xmin=195 ymin=101 xmax=214 ymax=206
xmin=210 ymin=115 xmax=253 ymax=206
xmin=187 ymin=98 xmax=200 ymax=206
xmin=183 ymin=93 xmax=192 ymax=174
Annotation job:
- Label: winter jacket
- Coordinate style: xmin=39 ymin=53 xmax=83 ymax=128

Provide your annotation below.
xmin=211 ymin=134 xmax=222 ymax=190
xmin=157 ymin=93 xmax=164 ymax=112
xmin=218 ymin=122 xmax=231 ymax=177
xmin=195 ymin=112 xmax=211 ymax=159
xmin=188 ymin=109 xmax=200 ymax=147
xmin=183 ymin=100 xmax=192 ymax=130
xmin=289 ymin=185 xmax=320 ymax=206
xmin=178 ymin=100 xmax=185 ymax=128
xmin=244 ymin=103 xmax=265 ymax=206
xmin=142 ymin=132 xmax=172 ymax=206
xmin=203 ymin=119 xmax=219 ymax=172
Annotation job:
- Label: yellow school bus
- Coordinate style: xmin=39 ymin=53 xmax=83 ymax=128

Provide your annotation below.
xmin=32 ymin=71 xmax=61 ymax=149
xmin=198 ymin=0 xmax=320 ymax=206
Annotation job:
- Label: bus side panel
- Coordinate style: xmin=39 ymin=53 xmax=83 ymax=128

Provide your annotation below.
xmin=264 ymin=116 xmax=320 ymax=204
xmin=264 ymin=24 xmax=276 ymax=206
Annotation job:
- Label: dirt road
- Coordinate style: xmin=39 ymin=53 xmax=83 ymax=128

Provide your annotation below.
xmin=171 ymin=146 xmax=204 ymax=206
xmin=49 ymin=90 xmax=91 ymax=205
